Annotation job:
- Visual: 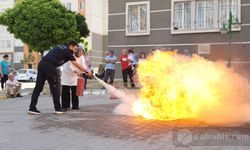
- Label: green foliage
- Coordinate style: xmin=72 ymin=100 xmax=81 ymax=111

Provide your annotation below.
xmin=0 ymin=0 xmax=89 ymax=54
xmin=80 ymin=37 xmax=90 ymax=52
xmin=76 ymin=13 xmax=90 ymax=38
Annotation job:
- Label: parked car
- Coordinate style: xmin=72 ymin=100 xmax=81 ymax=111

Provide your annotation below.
xmin=17 ymin=69 xmax=37 ymax=82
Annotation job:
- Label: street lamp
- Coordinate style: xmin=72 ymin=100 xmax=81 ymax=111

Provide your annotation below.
xmin=220 ymin=11 xmax=241 ymax=68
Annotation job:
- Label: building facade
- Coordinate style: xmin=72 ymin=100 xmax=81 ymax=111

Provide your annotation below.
xmin=60 ymin=0 xmax=108 ymax=67
xmin=108 ymin=0 xmax=250 ymax=78
xmin=0 ymin=0 xmax=36 ymax=70
xmin=0 ymin=0 xmax=15 ymax=66
xmin=1 ymin=0 xmax=108 ymax=70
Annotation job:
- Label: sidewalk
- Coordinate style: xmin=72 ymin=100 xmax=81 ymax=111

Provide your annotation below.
xmin=0 ymin=82 xmax=139 ymax=100
xmin=0 ymin=88 xmax=34 ymax=100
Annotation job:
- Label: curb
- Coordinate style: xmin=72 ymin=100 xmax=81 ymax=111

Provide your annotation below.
xmin=42 ymin=89 xmax=109 ymax=96
xmin=84 ymin=90 xmax=108 ymax=96
xmin=0 ymin=89 xmax=139 ymax=100
xmin=0 ymin=91 xmax=31 ymax=101
xmin=0 ymin=95 xmax=7 ymax=100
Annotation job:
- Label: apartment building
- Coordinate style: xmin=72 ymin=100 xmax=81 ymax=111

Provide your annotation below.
xmin=108 ymin=0 xmax=250 ymax=77
xmin=60 ymin=0 xmax=108 ymax=66
xmin=0 ymin=0 xmax=37 ymax=69
xmin=0 ymin=0 xmax=15 ymax=65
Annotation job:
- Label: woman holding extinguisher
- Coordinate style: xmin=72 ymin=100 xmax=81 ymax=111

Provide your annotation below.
xmin=61 ymin=46 xmax=87 ymax=111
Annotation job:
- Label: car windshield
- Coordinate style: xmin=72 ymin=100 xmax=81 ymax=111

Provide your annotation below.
xmin=18 ymin=70 xmax=27 ymax=74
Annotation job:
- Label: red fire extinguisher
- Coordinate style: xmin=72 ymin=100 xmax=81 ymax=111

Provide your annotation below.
xmin=76 ymin=77 xmax=85 ymax=96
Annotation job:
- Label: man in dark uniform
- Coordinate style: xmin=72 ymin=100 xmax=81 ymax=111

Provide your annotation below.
xmin=28 ymin=41 xmax=92 ymax=115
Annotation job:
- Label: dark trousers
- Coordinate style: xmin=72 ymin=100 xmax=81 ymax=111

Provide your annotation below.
xmin=82 ymin=73 xmax=89 ymax=89
xmin=61 ymin=85 xmax=79 ymax=109
xmin=1 ymin=74 xmax=8 ymax=90
xmin=29 ymin=61 xmax=61 ymax=110
xmin=103 ymin=69 xmax=115 ymax=85
xmin=122 ymin=68 xmax=135 ymax=88
xmin=84 ymin=77 xmax=87 ymax=89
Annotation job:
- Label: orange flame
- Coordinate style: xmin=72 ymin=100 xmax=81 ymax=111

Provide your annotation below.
xmin=131 ymin=51 xmax=250 ymax=124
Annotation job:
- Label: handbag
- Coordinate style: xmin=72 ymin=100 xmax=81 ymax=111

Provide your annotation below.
xmin=76 ymin=77 xmax=85 ymax=96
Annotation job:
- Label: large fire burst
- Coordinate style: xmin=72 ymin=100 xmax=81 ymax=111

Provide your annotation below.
xmin=130 ymin=51 xmax=250 ymax=124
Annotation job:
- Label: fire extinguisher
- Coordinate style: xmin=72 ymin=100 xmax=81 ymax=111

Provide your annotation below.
xmin=76 ymin=77 xmax=85 ymax=96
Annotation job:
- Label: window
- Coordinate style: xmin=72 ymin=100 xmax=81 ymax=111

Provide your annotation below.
xmin=219 ymin=0 xmax=239 ymax=27
xmin=4 ymin=40 xmax=10 ymax=48
xmin=195 ymin=0 xmax=214 ymax=29
xmin=0 ymin=39 xmax=12 ymax=49
xmin=126 ymin=1 xmax=150 ymax=36
xmin=173 ymin=2 xmax=191 ymax=30
xmin=29 ymin=70 xmax=37 ymax=74
xmin=172 ymin=0 xmax=240 ymax=34
xmin=18 ymin=70 xmax=27 ymax=74
xmin=66 ymin=2 xmax=71 ymax=10
xmin=13 ymin=52 xmax=23 ymax=63
xmin=32 ymin=70 xmax=37 ymax=74
xmin=79 ymin=1 xmax=85 ymax=11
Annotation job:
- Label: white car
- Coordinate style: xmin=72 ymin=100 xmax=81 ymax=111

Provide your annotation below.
xmin=17 ymin=69 xmax=37 ymax=82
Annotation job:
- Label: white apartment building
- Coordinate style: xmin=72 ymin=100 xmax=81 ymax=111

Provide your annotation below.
xmin=0 ymin=0 xmax=108 ymax=68
xmin=0 ymin=0 xmax=24 ymax=68
xmin=0 ymin=0 xmax=15 ymax=55
xmin=60 ymin=0 xmax=108 ymax=66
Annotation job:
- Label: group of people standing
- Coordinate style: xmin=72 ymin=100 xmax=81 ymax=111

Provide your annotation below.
xmin=97 ymin=48 xmax=147 ymax=88
xmin=100 ymin=48 xmax=191 ymax=89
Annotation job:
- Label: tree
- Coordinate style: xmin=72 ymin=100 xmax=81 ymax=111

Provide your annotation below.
xmin=0 ymin=0 xmax=89 ymax=55
xmin=21 ymin=54 xmax=35 ymax=65
xmin=80 ymin=37 xmax=90 ymax=52
xmin=76 ymin=13 xmax=90 ymax=38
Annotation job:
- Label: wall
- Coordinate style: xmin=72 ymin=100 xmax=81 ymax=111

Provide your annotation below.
xmin=108 ymin=0 xmax=250 ymax=78
xmin=0 ymin=0 xmax=15 ymax=54
xmin=85 ymin=0 xmax=108 ymax=66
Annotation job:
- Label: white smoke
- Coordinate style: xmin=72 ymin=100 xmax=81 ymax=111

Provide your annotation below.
xmin=94 ymin=76 xmax=136 ymax=116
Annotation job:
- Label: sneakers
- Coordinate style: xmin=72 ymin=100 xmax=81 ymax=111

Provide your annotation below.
xmin=16 ymin=94 xmax=23 ymax=97
xmin=28 ymin=108 xmax=41 ymax=115
xmin=28 ymin=108 xmax=65 ymax=115
xmin=72 ymin=107 xmax=80 ymax=110
xmin=62 ymin=108 xmax=69 ymax=112
xmin=10 ymin=94 xmax=15 ymax=98
xmin=54 ymin=108 xmax=64 ymax=114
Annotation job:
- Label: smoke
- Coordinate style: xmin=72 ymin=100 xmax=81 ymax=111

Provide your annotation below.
xmin=95 ymin=52 xmax=250 ymax=125
xmin=94 ymin=76 xmax=137 ymax=116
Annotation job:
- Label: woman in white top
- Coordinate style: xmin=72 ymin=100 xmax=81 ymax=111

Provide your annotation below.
xmin=61 ymin=46 xmax=87 ymax=111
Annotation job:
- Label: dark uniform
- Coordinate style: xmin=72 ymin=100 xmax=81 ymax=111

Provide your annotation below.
xmin=29 ymin=45 xmax=76 ymax=111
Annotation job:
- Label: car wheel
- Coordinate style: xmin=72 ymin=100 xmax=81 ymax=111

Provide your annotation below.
xmin=29 ymin=78 xmax=33 ymax=82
